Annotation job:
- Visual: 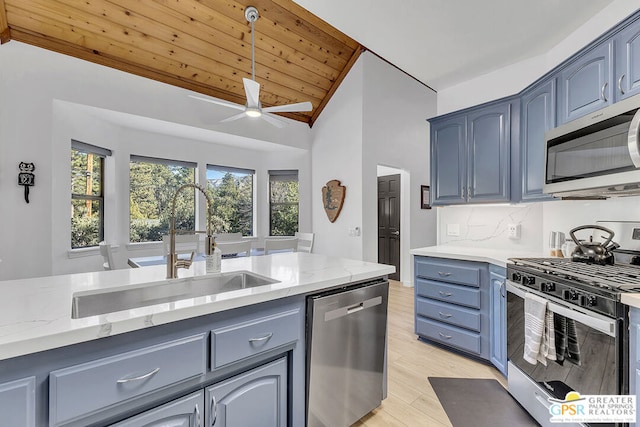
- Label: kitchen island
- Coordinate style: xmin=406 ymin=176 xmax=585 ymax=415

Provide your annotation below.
xmin=0 ymin=253 xmax=394 ymax=426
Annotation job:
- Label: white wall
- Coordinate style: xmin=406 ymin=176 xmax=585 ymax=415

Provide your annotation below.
xmin=0 ymin=41 xmax=312 ymax=280
xmin=311 ymin=58 xmax=364 ymax=259
xmin=436 ymin=0 xmax=639 ymax=115
xmin=311 ymin=52 xmax=438 ymax=285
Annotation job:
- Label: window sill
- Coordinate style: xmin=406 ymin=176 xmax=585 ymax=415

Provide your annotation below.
xmin=126 ymin=242 xmax=162 ymax=251
xmin=67 ymin=246 xmax=118 ymax=259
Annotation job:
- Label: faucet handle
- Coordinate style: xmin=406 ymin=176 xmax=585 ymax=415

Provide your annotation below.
xmin=175 ymin=258 xmax=193 ymax=269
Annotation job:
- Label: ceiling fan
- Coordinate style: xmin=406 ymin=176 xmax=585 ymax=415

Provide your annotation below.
xmin=189 ymin=6 xmax=312 ymax=128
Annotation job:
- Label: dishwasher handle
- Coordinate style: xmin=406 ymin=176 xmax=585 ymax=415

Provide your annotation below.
xmin=324 ymin=296 xmax=383 ymax=322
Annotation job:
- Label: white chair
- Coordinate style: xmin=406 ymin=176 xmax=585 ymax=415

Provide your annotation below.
xmin=214 ymin=232 xmax=243 ymax=242
xmin=264 ymin=238 xmax=298 ymax=255
xmin=294 ymin=232 xmax=314 ymax=253
xmin=217 ymin=240 xmax=252 ymax=257
xmin=99 ymin=241 xmax=116 ymax=270
xmin=162 ymin=234 xmax=201 ymax=256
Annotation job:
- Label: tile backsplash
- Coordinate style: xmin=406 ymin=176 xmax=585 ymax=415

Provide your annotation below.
xmin=437 ymin=196 xmax=640 ymax=253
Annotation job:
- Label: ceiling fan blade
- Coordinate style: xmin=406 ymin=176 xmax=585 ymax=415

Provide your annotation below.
xmin=260 ymin=113 xmax=288 ymax=128
xmin=262 ymin=101 xmax=313 ymax=113
xmin=242 ymin=78 xmax=261 ymax=108
xmin=219 ymin=112 xmax=249 ymax=123
xmin=189 ymin=95 xmax=245 ymax=111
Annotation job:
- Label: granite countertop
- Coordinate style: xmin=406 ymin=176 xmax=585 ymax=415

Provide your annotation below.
xmin=0 ymin=253 xmax=394 ymax=361
xmin=410 ymin=245 xmax=545 ymax=268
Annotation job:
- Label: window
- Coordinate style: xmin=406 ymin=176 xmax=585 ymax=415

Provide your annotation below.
xmin=269 ymin=170 xmax=299 ymax=236
xmin=129 ymin=156 xmax=196 ymax=243
xmin=71 ymin=140 xmax=111 ymax=248
xmin=206 ymin=165 xmax=254 ymax=236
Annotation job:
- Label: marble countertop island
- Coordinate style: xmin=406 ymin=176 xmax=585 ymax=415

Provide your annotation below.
xmin=0 ymin=253 xmax=394 ymax=361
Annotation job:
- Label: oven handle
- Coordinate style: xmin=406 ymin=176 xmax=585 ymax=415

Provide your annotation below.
xmin=506 ymin=281 xmax=615 ymax=337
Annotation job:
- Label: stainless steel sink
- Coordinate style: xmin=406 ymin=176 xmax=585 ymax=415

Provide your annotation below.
xmin=71 ymin=271 xmax=279 ymax=319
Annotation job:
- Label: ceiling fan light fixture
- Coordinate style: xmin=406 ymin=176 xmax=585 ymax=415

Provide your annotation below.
xmin=245 ymin=107 xmax=262 ymax=118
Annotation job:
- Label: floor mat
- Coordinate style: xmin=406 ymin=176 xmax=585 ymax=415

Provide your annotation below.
xmin=428 ymin=377 xmax=539 ymax=427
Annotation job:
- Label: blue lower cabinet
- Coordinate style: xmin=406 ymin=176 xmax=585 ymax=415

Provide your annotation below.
xmin=205 ymin=357 xmax=288 ymax=427
xmin=414 ymin=256 xmax=490 ymax=361
xmin=0 ymin=376 xmax=36 ymax=427
xmin=110 ymin=391 xmax=204 ymax=427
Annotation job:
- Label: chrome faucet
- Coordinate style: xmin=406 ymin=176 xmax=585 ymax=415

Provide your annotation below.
xmin=167 ymin=183 xmax=214 ymax=279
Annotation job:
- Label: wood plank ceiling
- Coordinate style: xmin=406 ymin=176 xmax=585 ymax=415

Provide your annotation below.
xmin=0 ymin=0 xmax=363 ymax=126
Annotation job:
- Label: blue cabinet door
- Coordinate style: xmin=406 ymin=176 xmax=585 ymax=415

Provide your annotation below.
xmin=520 ymin=78 xmax=557 ymax=201
xmin=489 ymin=266 xmax=507 ymax=376
xmin=0 ymin=377 xmax=35 ymax=427
xmin=111 ymin=391 xmax=204 ymax=426
xmin=467 ymin=103 xmax=511 ymax=203
xmin=558 ymin=41 xmax=613 ymax=125
xmin=430 ymin=115 xmax=467 ymax=205
xmin=205 ymin=357 xmax=287 ymax=427
xmin=615 ymin=22 xmax=640 ymax=101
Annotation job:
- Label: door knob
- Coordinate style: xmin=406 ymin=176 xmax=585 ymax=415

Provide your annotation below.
xmin=391 ymin=231 xmax=400 ymax=236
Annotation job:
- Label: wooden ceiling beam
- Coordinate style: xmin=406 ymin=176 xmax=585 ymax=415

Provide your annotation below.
xmin=0 ymin=0 xmax=10 ymax=44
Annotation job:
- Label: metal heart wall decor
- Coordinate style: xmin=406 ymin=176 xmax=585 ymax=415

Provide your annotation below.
xmin=322 ymin=179 xmax=346 ymax=223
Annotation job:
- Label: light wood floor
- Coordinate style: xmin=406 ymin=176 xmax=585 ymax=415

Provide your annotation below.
xmin=352 ymin=280 xmax=506 ymax=427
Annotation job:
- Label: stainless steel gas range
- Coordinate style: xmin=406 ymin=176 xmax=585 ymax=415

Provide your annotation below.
xmin=506 ymin=221 xmax=640 ymax=427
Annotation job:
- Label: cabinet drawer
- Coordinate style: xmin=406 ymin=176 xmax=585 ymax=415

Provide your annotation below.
xmin=416 ymin=297 xmax=480 ymax=331
xmin=49 ymin=334 xmax=207 ymax=426
xmin=415 ymin=278 xmax=480 ymax=308
xmin=415 ymin=258 xmax=481 ymax=287
xmin=416 ymin=317 xmax=481 ymax=355
xmin=211 ymin=308 xmax=300 ymax=369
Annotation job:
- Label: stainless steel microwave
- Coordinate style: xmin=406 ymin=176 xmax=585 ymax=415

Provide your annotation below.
xmin=544 ymin=93 xmax=640 ymax=198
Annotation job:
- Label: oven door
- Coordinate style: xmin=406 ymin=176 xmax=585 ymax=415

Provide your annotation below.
xmin=507 ymin=280 xmax=621 ymax=398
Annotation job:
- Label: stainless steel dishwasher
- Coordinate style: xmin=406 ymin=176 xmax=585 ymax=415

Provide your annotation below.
xmin=306 ymin=278 xmax=389 ymax=427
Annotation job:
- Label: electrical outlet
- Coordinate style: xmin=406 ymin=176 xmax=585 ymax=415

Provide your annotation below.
xmin=508 ymin=223 xmax=521 ymax=239
xmin=447 ymin=224 xmax=460 ymax=237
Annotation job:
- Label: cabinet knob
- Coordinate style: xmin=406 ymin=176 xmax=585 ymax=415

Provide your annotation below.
xmin=618 ymin=74 xmax=626 ymax=95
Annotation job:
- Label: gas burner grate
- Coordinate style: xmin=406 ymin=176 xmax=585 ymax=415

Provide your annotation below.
xmin=510 ymin=257 xmax=640 ymax=290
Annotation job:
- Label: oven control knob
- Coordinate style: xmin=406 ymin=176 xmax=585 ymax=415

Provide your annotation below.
xmin=524 ymin=276 xmax=535 ymax=286
xmin=540 ymin=282 xmax=555 ymax=292
xmin=512 ymin=272 xmax=522 ymax=282
xmin=580 ymin=295 xmax=597 ymax=307
xmin=563 ymin=289 xmax=579 ymax=300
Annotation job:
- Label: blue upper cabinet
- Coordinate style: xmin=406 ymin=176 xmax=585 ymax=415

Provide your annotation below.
xmin=614 ymin=22 xmax=640 ymax=101
xmin=467 ymin=103 xmax=511 ymax=203
xmin=557 ymin=41 xmax=613 ymax=125
xmin=520 ymin=78 xmax=557 ymax=201
xmin=430 ymin=101 xmax=511 ymax=206
xmin=430 ymin=114 xmax=467 ymax=205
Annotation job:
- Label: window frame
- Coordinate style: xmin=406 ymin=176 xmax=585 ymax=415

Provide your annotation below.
xmin=70 ymin=140 xmax=111 ymax=249
xmin=268 ymin=170 xmax=299 ymax=237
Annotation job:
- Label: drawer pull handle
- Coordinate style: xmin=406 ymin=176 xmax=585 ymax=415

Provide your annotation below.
xmin=438 ymin=291 xmax=453 ymax=297
xmin=249 ymin=333 xmax=273 ymax=343
xmin=194 ymin=403 xmax=201 ymax=427
xmin=211 ymin=395 xmax=218 ymax=426
xmin=438 ymin=332 xmax=453 ymax=339
xmin=116 ymin=367 xmax=160 ymax=384
xmin=438 ymin=271 xmax=451 ymax=277
xmin=438 ymin=312 xmax=453 ymax=319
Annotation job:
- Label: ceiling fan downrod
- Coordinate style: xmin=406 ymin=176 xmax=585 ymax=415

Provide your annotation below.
xmin=245 ymin=6 xmax=259 ymax=82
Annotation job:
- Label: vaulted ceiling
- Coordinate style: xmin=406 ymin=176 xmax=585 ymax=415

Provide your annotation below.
xmin=0 ymin=0 xmax=363 ymax=127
